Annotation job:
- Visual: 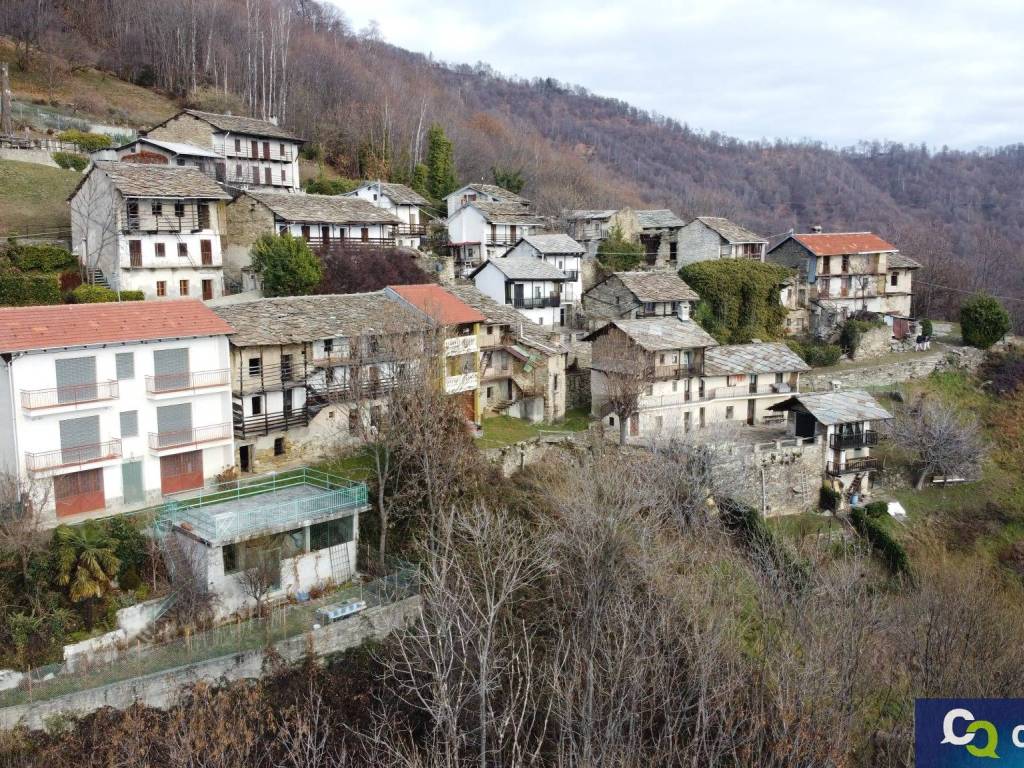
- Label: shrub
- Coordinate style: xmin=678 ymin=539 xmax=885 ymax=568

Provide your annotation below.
xmin=819 ymin=484 xmax=842 ymax=512
xmin=597 ymin=225 xmax=645 ymax=272
xmin=10 ymin=243 xmax=77 ymax=273
xmin=863 ymin=500 xmax=889 ymax=518
xmin=961 ymin=294 xmax=1011 ymax=349
xmin=680 ymin=260 xmax=791 ymax=343
xmin=719 ymin=499 xmax=810 ymax=592
xmin=786 ymin=338 xmax=842 ymax=367
xmin=52 ymin=151 xmax=89 ymax=172
xmin=979 ymin=351 xmax=1024 ymax=396
xmin=920 ymin=318 xmax=933 ymax=338
xmin=0 ymin=271 xmax=62 ymax=306
xmin=850 ymin=506 xmax=912 ymax=579
xmin=250 ymin=233 xmax=322 ymax=297
xmin=69 ymin=285 xmax=144 ymax=303
xmin=57 ymin=129 xmax=112 ymax=152
xmin=303 ymin=176 xmax=359 ymax=195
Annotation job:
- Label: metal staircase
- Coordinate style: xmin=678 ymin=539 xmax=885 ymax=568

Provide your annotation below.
xmin=86 ymin=267 xmax=110 ymax=288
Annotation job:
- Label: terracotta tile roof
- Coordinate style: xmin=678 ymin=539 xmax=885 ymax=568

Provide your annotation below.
xmin=0 ymin=300 xmax=234 ymax=353
xmin=387 ymin=284 xmax=486 ymax=326
xmin=792 ymin=232 xmax=897 ymax=256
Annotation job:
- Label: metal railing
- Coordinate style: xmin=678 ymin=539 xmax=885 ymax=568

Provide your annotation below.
xmin=146 ymin=369 xmax=230 ymax=395
xmin=148 ymin=423 xmax=232 ymax=451
xmin=830 ymin=431 xmax=880 ymax=450
xmin=512 ymin=296 xmax=560 ymax=309
xmin=26 ymin=439 xmax=122 ymax=472
xmin=21 ymin=380 xmax=119 ymax=410
xmin=826 ymin=457 xmax=882 ymax=476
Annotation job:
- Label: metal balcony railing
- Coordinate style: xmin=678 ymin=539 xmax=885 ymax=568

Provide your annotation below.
xmin=511 ymin=296 xmax=560 ymax=309
xmin=21 ymin=380 xmax=119 ymax=410
xmin=146 ymin=369 xmax=230 ymax=395
xmin=149 ymin=423 xmax=232 ymax=451
xmin=26 ymin=439 xmax=122 ymax=472
xmin=826 ymin=457 xmax=882 ymax=476
xmin=830 ymin=431 xmax=880 ymax=450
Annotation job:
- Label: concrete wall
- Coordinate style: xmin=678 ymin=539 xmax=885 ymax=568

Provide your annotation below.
xmin=0 ymin=596 xmax=420 ymax=731
xmin=0 ymin=148 xmax=59 ymax=167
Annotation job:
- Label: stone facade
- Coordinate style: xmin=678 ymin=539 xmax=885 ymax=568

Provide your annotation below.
xmin=146 ymin=113 xmax=217 ymax=149
xmin=850 ymin=325 xmax=893 ymax=361
xmin=222 ymin=194 xmax=277 ymax=282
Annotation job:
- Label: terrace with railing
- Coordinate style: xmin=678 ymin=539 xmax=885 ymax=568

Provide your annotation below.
xmin=148 ymin=423 xmax=232 ymax=452
xmin=512 ymin=296 xmax=560 ymax=309
xmin=830 ymin=431 xmax=880 ymax=450
xmin=146 ymin=369 xmax=230 ymax=395
xmin=21 ymin=381 xmax=119 ymax=410
xmin=26 ymin=439 xmax=122 ymax=473
xmin=826 ymin=457 xmax=882 ymax=476
xmin=159 ymin=467 xmax=368 ymax=544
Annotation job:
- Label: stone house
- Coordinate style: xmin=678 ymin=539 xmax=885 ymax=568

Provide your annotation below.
xmin=112 ymin=137 xmax=223 ymax=178
xmin=448 ymin=285 xmax=570 ymax=423
xmin=70 ymin=161 xmax=232 ymax=301
xmin=636 ymin=209 xmax=686 ymax=266
xmin=565 ymin=208 xmax=684 ymax=266
xmin=582 ymin=271 xmax=699 ymax=329
xmin=676 ymin=216 xmax=768 ymax=266
xmin=142 ymin=109 xmax=303 ymax=192
xmin=345 ymin=181 xmax=431 ymax=248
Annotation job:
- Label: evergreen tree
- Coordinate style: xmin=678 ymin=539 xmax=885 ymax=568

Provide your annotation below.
xmin=491 ymin=166 xmax=525 ymax=194
xmin=250 ymin=233 xmax=323 ymax=297
xmin=425 ymin=124 xmax=457 ymax=202
xmin=410 ymin=163 xmax=429 ymax=197
xmin=960 ymin=293 xmax=1011 ymax=349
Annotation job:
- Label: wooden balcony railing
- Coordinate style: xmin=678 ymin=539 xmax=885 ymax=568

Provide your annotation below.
xmin=830 ymin=431 xmax=880 ymax=450
xmin=26 ymin=439 xmax=122 ymax=472
xmin=149 ymin=423 xmax=232 ymax=451
xmin=124 ymin=210 xmax=203 ymax=234
xmin=306 ymin=236 xmax=397 ymax=250
xmin=653 ymin=364 xmax=696 ymax=379
xmin=826 ymin=457 xmax=882 ymax=476
xmin=146 ymin=369 xmax=230 ymax=395
xmin=21 ymin=380 xmax=119 ymax=410
xmin=233 ymin=407 xmax=311 ymax=439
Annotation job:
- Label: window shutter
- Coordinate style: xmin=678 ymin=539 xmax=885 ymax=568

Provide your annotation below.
xmin=156 ymin=403 xmax=192 ymax=448
xmin=153 ymin=348 xmax=190 ymax=391
xmin=55 ymin=356 xmax=97 ymax=404
xmin=59 ymin=415 xmax=101 ymax=463
xmin=119 ymin=410 xmax=139 ymax=438
xmin=115 ymin=352 xmax=135 ymax=380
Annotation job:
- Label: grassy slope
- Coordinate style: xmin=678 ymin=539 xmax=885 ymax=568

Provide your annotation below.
xmin=0 ymin=160 xmax=80 ymax=237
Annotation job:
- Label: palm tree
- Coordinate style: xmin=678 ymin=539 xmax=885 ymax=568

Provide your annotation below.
xmin=53 ymin=522 xmax=121 ymax=619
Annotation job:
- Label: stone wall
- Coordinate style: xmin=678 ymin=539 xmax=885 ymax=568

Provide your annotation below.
xmin=0 ymin=597 xmax=420 ymax=731
xmin=802 ymin=347 xmax=984 ymax=392
xmin=850 ymin=325 xmax=892 ymax=360
xmin=146 ymin=113 xmax=215 ymax=149
xmin=0 ymin=148 xmax=59 ymax=167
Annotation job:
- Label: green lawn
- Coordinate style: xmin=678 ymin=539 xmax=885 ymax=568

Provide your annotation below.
xmin=479 ymin=407 xmax=591 ymax=448
xmin=318 ymin=449 xmax=376 ymax=482
xmin=0 ymin=160 xmax=80 ymax=237
xmin=767 ymin=511 xmax=841 ymax=541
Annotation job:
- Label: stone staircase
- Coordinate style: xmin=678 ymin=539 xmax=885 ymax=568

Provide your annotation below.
xmin=85 ymin=267 xmax=110 ymax=288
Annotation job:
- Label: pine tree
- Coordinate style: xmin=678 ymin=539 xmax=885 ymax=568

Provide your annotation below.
xmin=425 ymin=124 xmax=457 ymax=202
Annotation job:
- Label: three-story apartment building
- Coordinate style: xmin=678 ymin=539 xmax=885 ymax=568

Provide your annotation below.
xmin=142 ymin=109 xmax=303 ymax=192
xmin=471 ymin=255 xmax=570 ymax=326
xmin=70 ymin=161 xmax=232 ymax=300
xmin=0 ymin=301 xmax=235 ymax=526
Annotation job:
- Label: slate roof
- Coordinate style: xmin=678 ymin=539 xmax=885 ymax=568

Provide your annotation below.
xmin=613 ymin=271 xmax=699 ymax=303
xmin=590 ymin=318 xmax=718 ymax=351
xmin=887 ymin=251 xmax=922 ymax=269
xmin=519 ymin=233 xmax=585 ymax=255
xmin=146 ymin=109 xmax=302 ymax=141
xmin=352 ymin=181 xmax=429 ymax=206
xmin=565 ymin=209 xmax=617 ymax=221
xmin=124 ymin=138 xmax=221 ymax=158
xmin=81 ymin=161 xmax=232 ymax=200
xmin=472 ymin=256 xmax=568 ymax=281
xmin=387 ymin=284 xmax=486 ymax=326
xmin=691 ymin=216 xmax=767 ymax=244
xmin=469 ymin=201 xmax=545 ymax=226
xmin=447 ymin=285 xmax=570 ymax=355
xmin=211 ymin=292 xmax=428 ymax=347
xmin=247 ymin=191 xmax=401 ymax=225
xmin=790 ymin=232 xmax=897 ymax=256
xmin=703 ymin=342 xmax=810 ymax=375
xmin=768 ymin=390 xmax=893 ymax=425
xmin=636 ymin=209 xmax=686 ymax=229
xmin=0 ymin=300 xmax=234 ymax=353
xmin=452 ymin=183 xmax=530 ymax=205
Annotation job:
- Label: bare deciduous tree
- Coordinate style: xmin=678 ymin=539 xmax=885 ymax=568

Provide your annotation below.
xmin=885 ymin=396 xmax=986 ymax=489
xmin=592 ymin=330 xmax=653 ymax=446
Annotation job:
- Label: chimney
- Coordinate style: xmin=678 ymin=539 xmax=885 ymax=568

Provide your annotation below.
xmin=811 ymin=225 xmax=823 ymax=234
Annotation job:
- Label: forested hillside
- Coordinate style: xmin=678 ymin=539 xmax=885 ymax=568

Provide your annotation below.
xmin=3 ymin=0 xmax=1022 ymax=326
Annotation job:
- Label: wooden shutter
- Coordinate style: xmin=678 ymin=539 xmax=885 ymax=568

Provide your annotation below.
xmin=128 ymin=240 xmax=142 ymax=267
xmin=55 ymin=356 xmax=97 ymax=404
xmin=200 ymin=240 xmax=213 ymax=265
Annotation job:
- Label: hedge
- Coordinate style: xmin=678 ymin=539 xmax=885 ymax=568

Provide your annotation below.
xmin=786 ymin=338 xmax=843 ymax=367
xmin=52 ymin=151 xmax=88 ymax=172
xmin=0 ymin=271 xmax=62 ymax=306
xmin=719 ymin=499 xmax=810 ymax=592
xmin=850 ymin=506 xmax=913 ymax=580
xmin=9 ymin=243 xmax=77 ymax=273
xmin=69 ymin=284 xmax=145 ymax=303
xmin=679 ymin=260 xmax=791 ymax=343
xmin=57 ymin=129 xmax=112 ymax=152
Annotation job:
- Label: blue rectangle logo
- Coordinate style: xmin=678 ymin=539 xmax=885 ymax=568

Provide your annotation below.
xmin=917 ymin=699 xmax=1024 ymax=766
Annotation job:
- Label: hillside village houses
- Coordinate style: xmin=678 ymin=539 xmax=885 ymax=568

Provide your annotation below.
xmin=582 ymin=271 xmax=700 ymax=329
xmin=345 ymin=181 xmax=431 ymax=248
xmin=444 ymin=182 xmax=531 ymax=216
xmin=446 ymin=200 xmax=546 ymax=276
xmin=0 ymin=301 xmax=235 ymax=526
xmin=471 ymin=255 xmax=570 ymax=326
xmin=676 ymin=216 xmax=768 ymax=265
xmin=70 ymin=161 xmax=233 ymax=300
xmin=223 ymin=190 xmax=402 ymax=290
xmin=504 ymin=233 xmax=585 ymax=317
xmin=767 ymin=230 xmax=922 ymax=338
xmin=566 ymin=208 xmax=685 ymax=266
xmin=140 ymin=108 xmax=304 ymax=192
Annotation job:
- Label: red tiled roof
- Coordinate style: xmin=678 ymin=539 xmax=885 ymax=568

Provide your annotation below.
xmin=387 ymin=284 xmax=485 ymax=326
xmin=793 ymin=232 xmax=897 ymax=256
xmin=0 ymin=300 xmax=235 ymax=353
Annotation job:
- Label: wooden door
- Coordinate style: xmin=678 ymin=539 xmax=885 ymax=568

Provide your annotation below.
xmin=128 ymin=240 xmax=142 ymax=267
xmin=54 ymin=469 xmax=105 ymax=517
xmin=200 ymin=239 xmax=213 ymax=265
xmin=250 ymin=140 xmax=258 ymax=159
xmin=746 ymin=399 xmax=756 ymax=426
xmin=321 ymin=226 xmax=330 ymax=246
xmin=160 ymin=450 xmax=203 ymax=494
xmin=202 ymin=279 xmax=213 ymax=301
xmin=361 ymin=227 xmax=369 ymax=242
xmin=262 ymin=141 xmax=270 ymax=160
xmin=301 ymin=225 xmax=311 ymax=241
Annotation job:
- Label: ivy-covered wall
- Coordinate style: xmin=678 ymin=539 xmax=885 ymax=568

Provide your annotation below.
xmin=680 ymin=260 xmax=792 ymax=343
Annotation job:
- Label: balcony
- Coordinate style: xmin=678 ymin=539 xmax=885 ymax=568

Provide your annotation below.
xmin=445 ymin=372 xmax=479 ymax=394
xmin=511 ymin=296 xmax=560 ymax=310
xmin=445 ymin=335 xmax=478 ymax=356
xmin=653 ymin=363 xmax=695 ymax=379
xmin=306 ymin=236 xmax=397 ymax=250
xmin=561 ymin=270 xmax=580 ymax=281
xmin=146 ymin=369 xmax=230 ymax=395
xmin=21 ymin=380 xmax=119 ymax=411
xmin=306 ymin=378 xmax=401 ymax=403
xmin=826 ymin=457 xmax=882 ymax=476
xmin=234 ymin=407 xmax=311 ymax=439
xmin=709 ymin=385 xmax=783 ymax=400
xmin=26 ymin=439 xmax=122 ymax=473
xmin=312 ymin=349 xmax=404 ymax=367
xmin=397 ymin=223 xmax=428 ymax=236
xmin=149 ymin=423 xmax=232 ymax=452
xmin=124 ymin=210 xmax=204 ymax=234
xmin=830 ymin=431 xmax=880 ymax=450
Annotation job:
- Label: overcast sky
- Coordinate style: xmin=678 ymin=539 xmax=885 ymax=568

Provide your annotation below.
xmin=337 ymin=0 xmax=1024 ymax=150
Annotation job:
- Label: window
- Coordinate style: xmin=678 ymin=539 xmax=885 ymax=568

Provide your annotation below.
xmin=174 ymin=202 xmax=185 ymax=218
xmin=179 ymin=279 xmax=189 ymax=296
xmin=279 ymin=142 xmax=286 ymax=156
xmin=156 ymin=281 xmax=166 ymax=297
xmin=280 ymin=354 xmax=293 ymax=380
xmin=251 ymin=396 xmax=262 ymax=416
xmin=178 ymin=242 xmax=188 ymax=258
xmin=222 ymin=542 xmax=239 ymax=574
xmin=252 ymin=166 xmax=260 ymax=184
xmin=155 ymin=242 xmax=166 ymax=257
xmin=115 ymin=352 xmax=134 ymax=380
xmin=264 ymin=167 xmax=272 ymax=185
xmin=197 ymin=203 xmax=210 ymax=230
xmin=281 ymin=167 xmax=287 ymax=184
xmin=248 ymin=357 xmax=261 ymax=376
xmin=553 ymin=374 xmax=559 ymax=392
xmin=726 ymin=375 xmax=736 ymax=387
xmin=151 ymin=202 xmax=162 ymax=217
xmin=119 ymin=410 xmax=138 ymax=438
xmin=890 ymin=271 xmax=898 ymax=287
xmin=775 ymin=372 xmax=784 ymax=385
xmin=235 ymin=162 xmax=242 ymax=179
xmin=310 ymin=516 xmax=354 ymax=551
xmin=274 ymin=437 xmax=285 ymax=456
xmin=671 ymin=380 xmax=678 ymax=392
xmin=200 ymin=240 xmax=213 ymax=265
xmin=821 ymin=257 xmax=831 ymax=275
xmin=323 ymin=338 xmax=333 ymax=354
xmin=842 ymin=255 xmax=850 ymax=273
xmin=128 ymin=239 xmax=142 ymax=267
xmin=348 ymin=409 xmax=358 ymax=433
xmin=234 ymin=138 xmax=241 ymax=153
xmin=726 ymin=406 xmax=734 ymax=419
xmin=645 ymin=384 xmax=654 ymax=396
xmin=486 ymin=386 xmax=494 ymax=399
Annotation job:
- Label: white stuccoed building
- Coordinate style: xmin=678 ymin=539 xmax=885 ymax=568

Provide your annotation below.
xmin=471 ymin=255 xmax=570 ymax=326
xmin=346 ymin=181 xmax=431 ymax=248
xmin=0 ymin=301 xmax=235 ymax=527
